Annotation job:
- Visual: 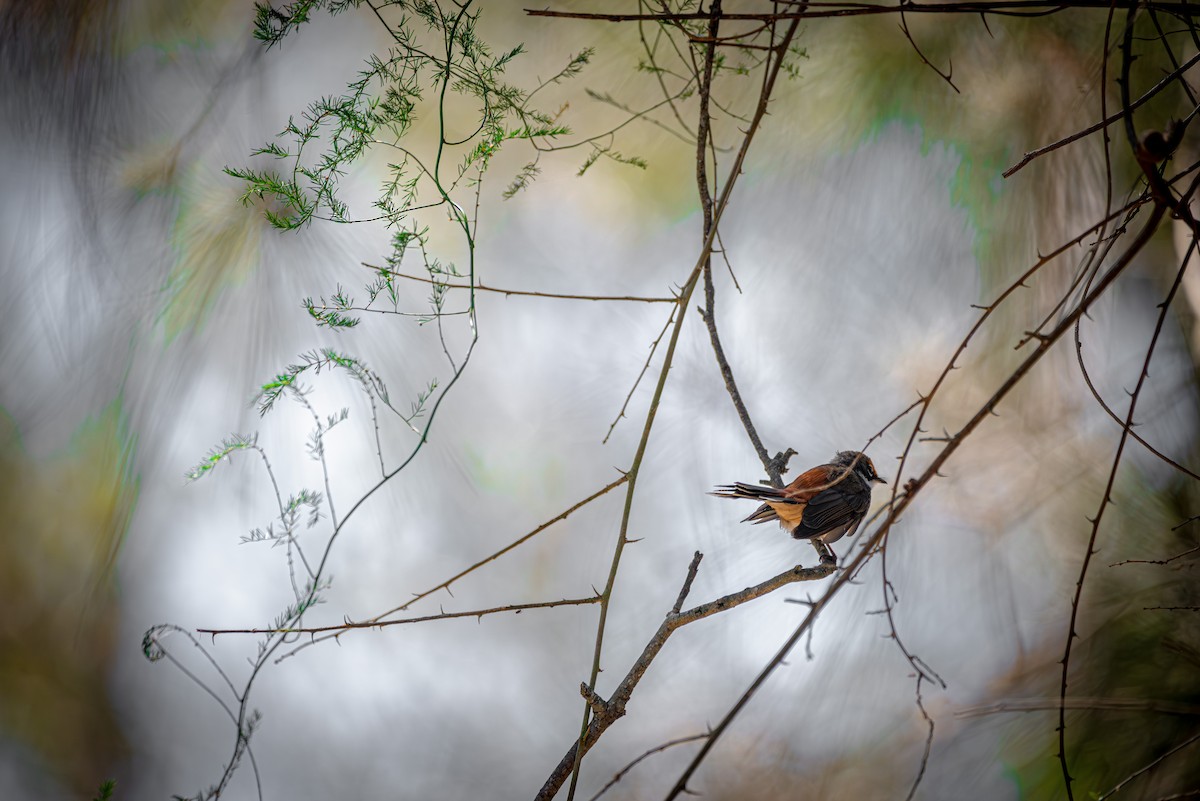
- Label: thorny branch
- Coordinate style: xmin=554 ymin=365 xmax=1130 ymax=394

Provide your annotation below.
xmin=898 ymin=3 xmax=959 ymax=92
xmin=198 ymin=595 xmax=601 ymax=637
xmin=1056 ymin=11 xmax=1200 ymax=797
xmin=526 ymin=2 xmax=1200 ymax=24
xmin=1110 ymin=543 xmax=1200 ymax=567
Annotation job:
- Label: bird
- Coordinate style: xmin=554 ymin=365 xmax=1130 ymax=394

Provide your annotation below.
xmin=711 ymin=450 xmax=886 ymax=562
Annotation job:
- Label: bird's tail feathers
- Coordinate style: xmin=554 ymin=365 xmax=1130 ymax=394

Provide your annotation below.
xmin=711 ymin=483 xmax=787 ymax=526
xmin=709 ymin=482 xmax=787 ymax=501
xmin=740 ymin=505 xmax=780 ymax=524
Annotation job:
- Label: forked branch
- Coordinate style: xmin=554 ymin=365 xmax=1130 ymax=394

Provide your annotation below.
xmin=536 ymin=552 xmax=836 ymax=800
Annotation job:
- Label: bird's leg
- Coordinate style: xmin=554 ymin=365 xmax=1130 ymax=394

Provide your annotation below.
xmin=812 ymin=540 xmax=837 ymax=565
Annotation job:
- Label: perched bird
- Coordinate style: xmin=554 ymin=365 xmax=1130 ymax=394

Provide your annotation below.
xmin=711 ymin=450 xmax=886 ymax=562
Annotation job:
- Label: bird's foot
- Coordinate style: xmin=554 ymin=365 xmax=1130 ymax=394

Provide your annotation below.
xmin=810 ymin=540 xmax=837 ymax=566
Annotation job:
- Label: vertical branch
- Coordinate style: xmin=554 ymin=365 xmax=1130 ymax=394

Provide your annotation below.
xmin=696 ymin=2 xmax=796 ymax=490
xmin=1057 ymin=235 xmax=1195 ymax=799
xmin=1053 ymin=3 xmax=1121 ymax=793
xmin=1057 ymin=15 xmax=1200 ymax=794
xmin=560 ymin=6 xmax=809 ymax=799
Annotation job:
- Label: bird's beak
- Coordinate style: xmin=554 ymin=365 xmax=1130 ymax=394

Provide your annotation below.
xmin=874 ymin=476 xmax=887 ymax=484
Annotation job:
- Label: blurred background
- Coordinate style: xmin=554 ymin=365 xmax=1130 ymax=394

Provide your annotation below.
xmin=2 ymin=2 xmax=1199 ymax=799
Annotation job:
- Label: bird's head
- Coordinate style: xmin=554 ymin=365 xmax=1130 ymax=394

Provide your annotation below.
xmin=835 ymin=450 xmax=887 ymax=484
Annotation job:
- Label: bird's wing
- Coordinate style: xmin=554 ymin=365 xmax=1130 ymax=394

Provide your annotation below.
xmin=796 ymin=484 xmax=870 ymax=536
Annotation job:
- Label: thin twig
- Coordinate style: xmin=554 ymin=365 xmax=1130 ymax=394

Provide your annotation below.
xmin=956 ymin=697 xmax=1200 ymax=717
xmin=1111 ymin=543 xmax=1200 ymax=566
xmin=637 ymin=16 xmax=697 ymax=140
xmin=310 ymin=302 xmax=471 ymax=319
xmin=198 ymin=595 xmax=601 ymax=636
xmin=898 ymin=5 xmax=960 ymax=91
xmin=1074 ymin=257 xmax=1200 ymax=483
xmin=1097 ymin=731 xmax=1200 ymax=800
xmin=585 ymin=733 xmax=710 ymax=801
xmin=881 ymin=535 xmax=946 ymax=801
xmin=603 ymin=307 xmax=677 ymax=444
xmin=365 ymin=263 xmax=678 ymax=303
xmin=672 ymin=551 xmax=705 ymax=614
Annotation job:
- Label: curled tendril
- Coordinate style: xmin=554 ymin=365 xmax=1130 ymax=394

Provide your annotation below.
xmin=142 ymin=623 xmax=175 ymax=662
